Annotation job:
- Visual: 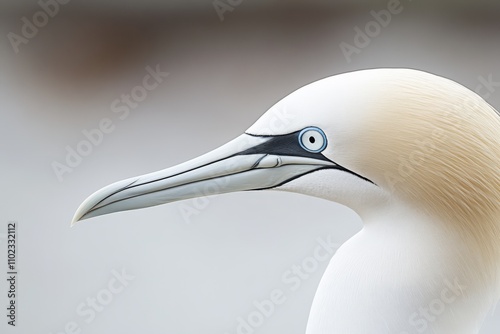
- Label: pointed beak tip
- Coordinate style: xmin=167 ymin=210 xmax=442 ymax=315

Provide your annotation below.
xmin=70 ymin=214 xmax=83 ymax=227
xmin=69 ymin=133 xmax=334 ymax=225
xmin=71 ymin=206 xmax=91 ymax=227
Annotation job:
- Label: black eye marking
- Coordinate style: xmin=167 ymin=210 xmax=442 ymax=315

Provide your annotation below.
xmin=243 ymin=128 xmax=376 ymax=186
xmin=239 ymin=130 xmax=331 ymax=162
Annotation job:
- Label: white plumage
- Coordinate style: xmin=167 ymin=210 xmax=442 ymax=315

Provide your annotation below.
xmin=73 ymin=68 xmax=500 ymax=333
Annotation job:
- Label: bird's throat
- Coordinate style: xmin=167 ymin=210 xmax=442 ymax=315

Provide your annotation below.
xmin=305 ymin=201 xmax=495 ymax=334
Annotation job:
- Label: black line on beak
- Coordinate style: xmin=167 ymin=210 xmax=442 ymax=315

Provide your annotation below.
xmin=87 ymin=130 xmax=376 ymax=216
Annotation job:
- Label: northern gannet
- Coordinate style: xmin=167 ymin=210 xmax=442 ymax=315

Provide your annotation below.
xmin=72 ymin=68 xmax=500 ymax=334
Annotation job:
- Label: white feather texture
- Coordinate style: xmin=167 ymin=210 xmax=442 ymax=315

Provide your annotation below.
xmin=74 ymin=68 xmax=499 ymax=333
xmin=250 ymin=69 xmax=500 ymax=333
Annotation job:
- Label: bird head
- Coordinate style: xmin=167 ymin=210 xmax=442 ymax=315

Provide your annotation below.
xmin=72 ymin=69 xmax=500 ymax=240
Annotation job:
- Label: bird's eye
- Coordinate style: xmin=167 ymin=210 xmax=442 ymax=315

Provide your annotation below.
xmin=299 ymin=127 xmax=327 ymax=153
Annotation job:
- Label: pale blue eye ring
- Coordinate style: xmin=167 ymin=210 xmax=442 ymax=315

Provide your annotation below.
xmin=298 ymin=127 xmax=327 ymax=153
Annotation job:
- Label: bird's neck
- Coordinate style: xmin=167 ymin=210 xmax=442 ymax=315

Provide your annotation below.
xmin=306 ymin=200 xmax=497 ymax=334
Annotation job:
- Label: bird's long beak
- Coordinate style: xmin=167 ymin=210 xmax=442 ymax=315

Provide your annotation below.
xmin=72 ymin=133 xmax=336 ymax=225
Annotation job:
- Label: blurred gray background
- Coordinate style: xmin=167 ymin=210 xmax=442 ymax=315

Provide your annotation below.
xmin=1 ymin=1 xmax=499 ymax=333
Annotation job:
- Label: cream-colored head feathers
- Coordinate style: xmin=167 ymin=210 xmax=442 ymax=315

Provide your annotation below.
xmin=354 ymin=69 xmax=500 ymax=283
xmin=72 ymin=68 xmax=500 ymax=332
xmin=255 ymin=68 xmax=500 ymax=287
